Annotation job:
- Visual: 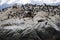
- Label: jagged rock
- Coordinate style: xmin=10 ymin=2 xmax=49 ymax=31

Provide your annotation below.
xmin=0 ymin=20 xmax=60 ymax=40
xmin=0 ymin=4 xmax=60 ymax=40
xmin=33 ymin=11 xmax=48 ymax=22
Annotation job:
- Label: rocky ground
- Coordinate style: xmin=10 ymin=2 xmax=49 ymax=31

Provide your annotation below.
xmin=0 ymin=4 xmax=60 ymax=40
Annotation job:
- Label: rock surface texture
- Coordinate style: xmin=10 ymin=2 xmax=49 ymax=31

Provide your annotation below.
xmin=0 ymin=4 xmax=60 ymax=40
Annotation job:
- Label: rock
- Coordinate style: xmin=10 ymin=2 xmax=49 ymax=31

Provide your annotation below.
xmin=33 ymin=11 xmax=47 ymax=22
xmin=0 ymin=4 xmax=60 ymax=40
